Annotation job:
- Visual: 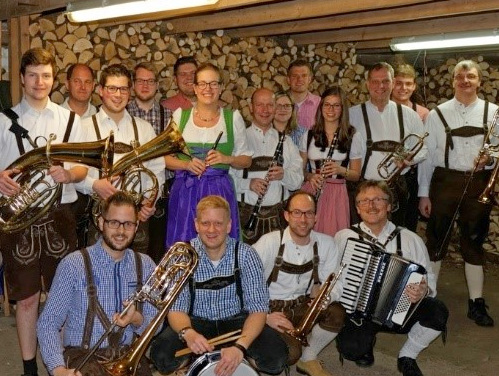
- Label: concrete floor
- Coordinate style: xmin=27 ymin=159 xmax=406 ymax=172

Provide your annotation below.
xmin=1 ymin=258 xmax=498 ymax=376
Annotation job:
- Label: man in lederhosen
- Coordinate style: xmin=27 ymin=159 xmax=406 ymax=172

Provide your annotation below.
xmin=231 ymin=88 xmax=303 ymax=244
xmin=75 ymin=64 xmax=165 ymax=254
xmin=419 ymin=60 xmax=497 ymax=327
xmin=0 ymin=47 xmax=86 ymax=376
xmin=349 ymin=62 xmax=427 ymax=227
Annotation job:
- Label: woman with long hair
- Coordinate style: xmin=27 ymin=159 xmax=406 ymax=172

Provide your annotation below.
xmin=273 ymin=91 xmax=306 ymax=147
xmin=165 ymin=63 xmax=252 ymax=246
xmin=300 ymin=85 xmax=364 ymax=236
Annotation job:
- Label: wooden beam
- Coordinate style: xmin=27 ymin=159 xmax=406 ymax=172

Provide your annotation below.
xmin=167 ymin=0 xmax=438 ymax=33
xmin=227 ymin=0 xmax=499 ymax=39
xmin=291 ymin=13 xmax=499 ymax=45
xmin=8 ymin=15 xmax=29 ymax=105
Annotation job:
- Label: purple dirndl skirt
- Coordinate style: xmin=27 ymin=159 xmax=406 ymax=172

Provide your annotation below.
xmin=166 ymin=168 xmax=240 ymax=248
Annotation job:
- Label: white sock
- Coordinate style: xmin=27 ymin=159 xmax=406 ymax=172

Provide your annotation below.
xmin=300 ymin=325 xmax=338 ymax=362
xmin=399 ymin=322 xmax=441 ymax=359
xmin=465 ymin=262 xmax=484 ymax=300
xmin=430 ymin=261 xmax=441 ymax=285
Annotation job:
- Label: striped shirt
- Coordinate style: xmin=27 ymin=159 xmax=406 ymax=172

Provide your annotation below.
xmin=170 ymin=236 xmax=269 ymax=319
xmin=37 ymin=240 xmax=157 ymax=373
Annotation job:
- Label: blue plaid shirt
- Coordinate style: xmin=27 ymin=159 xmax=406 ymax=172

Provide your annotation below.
xmin=171 ymin=236 xmax=269 ymax=320
xmin=37 ymin=240 xmax=157 ymax=373
xmin=126 ymin=100 xmax=172 ymax=136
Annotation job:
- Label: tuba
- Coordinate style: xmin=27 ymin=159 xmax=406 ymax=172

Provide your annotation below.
xmin=75 ymin=241 xmax=199 ymax=375
xmin=0 ymin=133 xmax=114 ymax=233
xmin=92 ymin=122 xmax=189 ymax=223
xmin=285 ymin=265 xmax=345 ymax=346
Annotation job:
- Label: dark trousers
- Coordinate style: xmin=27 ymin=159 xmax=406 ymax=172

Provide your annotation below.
xmin=404 ymin=166 xmax=419 ymax=232
xmin=150 ymin=314 xmax=288 ymax=375
xmin=426 ymin=167 xmax=492 ymax=264
xmin=337 ymin=297 xmax=448 ymax=361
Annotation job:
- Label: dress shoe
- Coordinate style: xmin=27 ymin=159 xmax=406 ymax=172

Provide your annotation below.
xmin=354 ymin=351 xmax=374 ymax=367
xmin=397 ymin=357 xmax=423 ymax=376
xmin=296 ymin=359 xmax=333 ymax=376
xmin=468 ymin=298 xmax=494 ymax=327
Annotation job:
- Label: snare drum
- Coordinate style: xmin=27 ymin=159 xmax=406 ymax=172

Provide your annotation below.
xmin=187 ymin=351 xmax=258 ymax=376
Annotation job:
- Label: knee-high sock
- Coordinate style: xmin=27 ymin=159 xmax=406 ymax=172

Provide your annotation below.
xmin=399 ymin=322 xmax=441 ymax=359
xmin=300 ymin=325 xmax=338 ymax=362
xmin=465 ymin=262 xmax=484 ymax=300
xmin=430 ymin=261 xmax=441 ymax=285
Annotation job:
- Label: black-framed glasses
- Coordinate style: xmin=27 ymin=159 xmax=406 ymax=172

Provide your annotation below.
xmin=323 ymin=103 xmax=342 ymax=110
xmin=288 ymin=209 xmax=315 ymax=219
xmin=104 ymin=85 xmax=130 ymax=94
xmin=196 ymin=81 xmax=221 ymax=89
xmin=356 ymin=197 xmax=389 ymax=207
xmin=135 ymin=78 xmax=157 ymax=86
xmin=103 ymin=219 xmax=137 ymax=230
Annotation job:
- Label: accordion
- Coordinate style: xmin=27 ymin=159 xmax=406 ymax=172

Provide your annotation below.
xmin=339 ymin=237 xmax=427 ymax=329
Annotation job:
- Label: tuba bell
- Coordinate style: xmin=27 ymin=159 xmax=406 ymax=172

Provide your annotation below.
xmin=75 ymin=241 xmax=199 ymax=376
xmin=92 ymin=122 xmax=189 ymax=223
xmin=0 ymin=132 xmax=114 ymax=233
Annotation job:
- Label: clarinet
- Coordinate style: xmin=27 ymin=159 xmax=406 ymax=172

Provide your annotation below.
xmin=244 ymin=131 xmax=286 ymax=232
xmin=314 ymin=130 xmax=339 ymax=202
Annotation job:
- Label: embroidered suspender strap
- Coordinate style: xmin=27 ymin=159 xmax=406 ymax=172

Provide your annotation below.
xmin=159 ymin=105 xmax=165 ymax=134
xmin=80 ymin=248 xmax=98 ymax=349
xmin=133 ymin=252 xmax=144 ymax=315
xmin=483 ymin=101 xmax=489 ymax=130
xmin=234 ymin=241 xmax=244 ymax=312
xmin=350 ymin=225 xmax=384 ymax=250
xmin=396 ymin=230 xmax=403 ymax=257
xmin=91 ymin=115 xmax=102 ymax=140
xmin=267 ymin=230 xmax=285 ymax=285
xmin=412 ymin=102 xmax=417 ymax=112
xmin=396 ymin=103 xmax=405 ymax=139
xmin=188 ymin=274 xmax=195 ymax=316
xmin=312 ymin=242 xmax=320 ymax=284
xmin=433 ymin=107 xmax=453 ymax=168
xmin=131 ymin=116 xmax=139 ymax=141
xmin=360 ymin=103 xmax=371 ymax=178
xmin=63 ymin=111 xmax=76 ymax=142
xmin=3 ymin=108 xmax=37 ymax=154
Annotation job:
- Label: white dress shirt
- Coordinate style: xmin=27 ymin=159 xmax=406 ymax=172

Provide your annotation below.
xmin=61 ymin=97 xmax=97 ymax=119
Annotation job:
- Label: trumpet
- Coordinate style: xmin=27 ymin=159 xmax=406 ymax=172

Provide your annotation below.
xmin=377 ymin=132 xmax=429 ymax=185
xmin=285 ymin=265 xmax=345 ymax=346
xmin=75 ymin=242 xmax=198 ymax=375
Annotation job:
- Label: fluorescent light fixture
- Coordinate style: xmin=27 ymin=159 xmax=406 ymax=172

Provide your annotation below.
xmin=390 ymin=30 xmax=499 ymax=51
xmin=67 ymin=0 xmax=219 ymax=23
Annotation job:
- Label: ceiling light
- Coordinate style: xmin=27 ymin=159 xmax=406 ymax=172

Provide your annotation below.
xmin=67 ymin=0 xmax=219 ymax=23
xmin=390 ymin=30 xmax=499 ymax=51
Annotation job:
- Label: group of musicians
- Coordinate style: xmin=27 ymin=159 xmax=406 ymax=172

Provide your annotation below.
xmin=0 ymin=47 xmax=496 ymax=376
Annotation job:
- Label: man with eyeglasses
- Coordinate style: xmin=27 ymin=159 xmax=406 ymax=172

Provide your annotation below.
xmin=349 ymin=62 xmax=427 ymax=227
xmin=419 ymin=60 xmax=498 ymax=327
xmin=150 ymin=195 xmax=288 ymax=376
xmin=334 ymin=180 xmax=447 ymax=376
xmin=161 ymin=56 xmax=198 ymax=111
xmin=62 ymin=63 xmax=97 ymax=118
xmin=127 ymin=62 xmax=173 ymax=263
xmin=76 ymin=64 xmax=165 ymax=253
xmin=38 ymin=191 xmax=157 ymax=376
xmin=232 ymin=88 xmax=303 ymax=244
xmin=253 ymin=191 xmax=345 ymax=376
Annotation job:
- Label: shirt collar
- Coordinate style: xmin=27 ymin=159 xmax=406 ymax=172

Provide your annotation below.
xmin=358 ymin=220 xmax=394 ymax=241
xmin=20 ymin=97 xmax=57 ymax=116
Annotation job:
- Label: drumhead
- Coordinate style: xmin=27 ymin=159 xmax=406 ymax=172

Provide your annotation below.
xmin=187 ymin=351 xmax=257 ymax=376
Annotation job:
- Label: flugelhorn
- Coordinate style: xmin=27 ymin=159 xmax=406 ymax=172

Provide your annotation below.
xmin=285 ymin=265 xmax=345 ymax=346
xmin=92 ymin=122 xmax=189 ymax=224
xmin=478 ymin=109 xmax=499 ymax=205
xmin=0 ymin=133 xmax=114 ymax=233
xmin=377 ymin=132 xmax=429 ymax=185
xmin=75 ymin=241 xmax=199 ymax=376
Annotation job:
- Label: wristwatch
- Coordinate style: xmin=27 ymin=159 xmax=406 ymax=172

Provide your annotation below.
xmin=178 ymin=326 xmax=192 ymax=342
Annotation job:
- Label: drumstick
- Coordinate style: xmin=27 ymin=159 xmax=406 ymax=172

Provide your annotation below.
xmin=175 ymin=331 xmax=244 ymax=357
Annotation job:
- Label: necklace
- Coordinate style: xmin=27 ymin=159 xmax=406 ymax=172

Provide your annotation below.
xmin=195 ymin=107 xmax=220 ymax=122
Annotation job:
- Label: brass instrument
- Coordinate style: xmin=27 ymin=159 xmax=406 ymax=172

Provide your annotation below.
xmin=0 ymin=133 xmax=114 ymax=233
xmin=315 ymin=130 xmax=339 ymax=202
xmin=478 ymin=109 xmax=499 ymax=204
xmin=377 ymin=132 xmax=429 ymax=185
xmin=92 ymin=123 xmax=189 ymax=223
xmin=75 ymin=241 xmax=199 ymax=375
xmin=285 ymin=265 xmax=345 ymax=346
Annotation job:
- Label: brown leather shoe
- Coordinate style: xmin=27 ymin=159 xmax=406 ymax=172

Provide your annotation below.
xmin=296 ymin=359 xmax=333 ymax=376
